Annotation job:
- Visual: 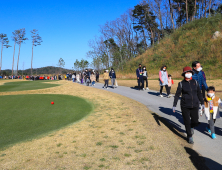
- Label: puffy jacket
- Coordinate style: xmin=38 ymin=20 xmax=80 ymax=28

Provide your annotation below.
xmin=173 ymin=79 xmax=204 ymax=108
xmin=192 ymin=70 xmax=208 ymax=90
xmin=103 ymin=72 xmax=109 ymax=80
xmin=109 ymin=71 xmax=116 ymax=78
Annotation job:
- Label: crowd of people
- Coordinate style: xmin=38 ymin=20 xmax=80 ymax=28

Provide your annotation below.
xmin=0 ymin=75 xmax=63 ymax=80
xmin=136 ymin=61 xmax=222 ymax=144
xmin=64 ymin=68 xmax=118 ymax=89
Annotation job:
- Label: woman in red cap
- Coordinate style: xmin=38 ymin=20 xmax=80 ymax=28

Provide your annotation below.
xmin=173 ymin=66 xmax=204 ymax=144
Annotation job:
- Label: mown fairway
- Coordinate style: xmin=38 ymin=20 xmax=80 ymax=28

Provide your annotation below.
xmin=0 ymin=94 xmax=92 ymax=149
xmin=0 ymin=81 xmax=60 ymax=92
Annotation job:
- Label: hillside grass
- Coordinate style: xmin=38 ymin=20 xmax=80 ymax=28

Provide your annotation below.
xmin=120 ymin=14 xmax=222 ymax=79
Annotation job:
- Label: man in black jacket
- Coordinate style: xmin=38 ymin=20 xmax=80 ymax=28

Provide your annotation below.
xmin=173 ymin=66 xmax=204 ymax=144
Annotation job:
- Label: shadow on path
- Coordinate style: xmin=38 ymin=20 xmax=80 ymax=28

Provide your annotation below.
xmin=151 ymin=112 xmax=221 ymax=170
xmin=152 ymin=113 xmax=186 ymax=139
xmin=185 ymin=147 xmax=222 ymax=170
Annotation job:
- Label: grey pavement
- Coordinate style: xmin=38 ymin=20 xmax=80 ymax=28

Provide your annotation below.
xmin=83 ymin=82 xmax=222 ymax=170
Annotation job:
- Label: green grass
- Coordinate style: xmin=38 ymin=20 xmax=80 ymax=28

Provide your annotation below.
xmin=0 ymin=94 xmax=93 ymax=149
xmin=0 ymin=81 xmax=60 ymax=92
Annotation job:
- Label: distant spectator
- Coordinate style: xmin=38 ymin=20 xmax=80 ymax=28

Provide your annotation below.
xmin=96 ymin=71 xmax=99 ymax=82
xmin=159 ymin=65 xmax=170 ymax=98
xmin=109 ymin=68 xmax=116 ymax=89
xmin=103 ymin=70 xmax=109 ymax=89
xmin=142 ymin=66 xmax=149 ymax=90
xmin=136 ymin=64 xmax=144 ymax=90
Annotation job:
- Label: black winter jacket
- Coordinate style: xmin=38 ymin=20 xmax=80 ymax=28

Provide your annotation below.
xmin=173 ymin=79 xmax=204 ymax=108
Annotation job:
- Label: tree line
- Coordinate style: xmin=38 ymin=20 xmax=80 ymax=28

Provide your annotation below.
xmin=0 ymin=28 xmax=42 ymax=76
xmin=87 ymin=0 xmax=222 ymax=71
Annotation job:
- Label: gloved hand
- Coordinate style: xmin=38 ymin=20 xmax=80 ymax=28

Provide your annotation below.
xmin=202 ymin=105 xmax=205 ymax=110
xmin=172 ymin=107 xmax=176 ymax=113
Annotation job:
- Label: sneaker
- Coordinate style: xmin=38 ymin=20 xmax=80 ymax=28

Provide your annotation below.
xmin=188 ymin=137 xmax=194 ymax=144
xmin=146 ymin=87 xmax=149 ymax=90
xmin=211 ymin=133 xmax=216 ymax=139
xmin=159 ymin=95 xmax=163 ymax=97
xmin=167 ymin=95 xmax=171 ymax=98
xmin=106 ymin=87 xmax=108 ymax=89
xmin=206 ymin=127 xmax=211 ymax=134
xmin=143 ymin=88 xmax=145 ymax=91
xmin=191 ymin=128 xmax=194 ymax=135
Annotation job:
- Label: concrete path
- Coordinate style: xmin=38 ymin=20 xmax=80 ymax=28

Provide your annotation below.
xmin=86 ymin=82 xmax=222 ymax=170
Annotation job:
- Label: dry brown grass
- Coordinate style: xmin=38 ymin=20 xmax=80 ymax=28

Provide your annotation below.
xmin=0 ymin=80 xmax=196 ymax=169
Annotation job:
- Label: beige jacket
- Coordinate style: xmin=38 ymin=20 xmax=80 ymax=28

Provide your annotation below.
xmin=204 ymin=96 xmax=222 ymax=120
xmin=103 ymin=72 xmax=109 ymax=80
xmin=90 ymin=74 xmax=96 ymax=82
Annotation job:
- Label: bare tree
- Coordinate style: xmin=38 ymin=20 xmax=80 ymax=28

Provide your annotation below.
xmin=0 ymin=34 xmax=10 ymax=74
xmin=11 ymin=30 xmax=19 ymax=76
xmin=209 ymin=0 xmax=212 ymax=16
xmin=169 ymin=0 xmax=175 ymax=30
xmin=16 ymin=28 xmax=28 ymax=75
xmin=30 ymin=29 xmax=42 ymax=75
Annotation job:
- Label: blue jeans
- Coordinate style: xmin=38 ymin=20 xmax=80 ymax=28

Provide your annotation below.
xmin=92 ymin=81 xmax=95 ymax=85
xmin=72 ymin=78 xmax=75 ymax=82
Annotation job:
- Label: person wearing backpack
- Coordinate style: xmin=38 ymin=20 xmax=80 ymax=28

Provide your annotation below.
xmin=173 ymin=66 xmax=204 ymax=144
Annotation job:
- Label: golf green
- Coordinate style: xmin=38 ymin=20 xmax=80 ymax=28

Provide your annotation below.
xmin=0 ymin=94 xmax=93 ymax=149
xmin=0 ymin=81 xmax=60 ymax=92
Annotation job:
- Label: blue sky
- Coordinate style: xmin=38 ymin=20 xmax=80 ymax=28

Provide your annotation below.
xmin=0 ymin=0 xmax=139 ymax=70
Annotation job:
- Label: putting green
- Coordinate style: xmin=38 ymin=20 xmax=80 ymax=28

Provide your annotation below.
xmin=0 ymin=94 xmax=93 ymax=149
xmin=0 ymin=81 xmax=60 ymax=92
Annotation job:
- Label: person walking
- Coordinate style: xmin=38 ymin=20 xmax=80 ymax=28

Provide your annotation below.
xmin=109 ymin=68 xmax=116 ymax=89
xmin=136 ymin=64 xmax=144 ymax=91
xmin=72 ymin=73 xmax=75 ymax=82
xmin=159 ymin=65 xmax=170 ymax=97
xmin=168 ymin=74 xmax=174 ymax=97
xmin=192 ymin=61 xmax=208 ymax=98
xmin=90 ymin=72 xmax=96 ymax=86
xmin=173 ymin=66 xmax=204 ymax=144
xmin=204 ymin=86 xmax=222 ymax=139
xmin=142 ymin=66 xmax=149 ymax=90
xmin=96 ymin=71 xmax=99 ymax=82
xmin=103 ymin=70 xmax=109 ymax=89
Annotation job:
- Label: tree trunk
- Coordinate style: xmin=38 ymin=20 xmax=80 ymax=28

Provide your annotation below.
xmin=169 ymin=0 xmax=175 ymax=30
xmin=209 ymin=0 xmax=212 ymax=16
xmin=204 ymin=0 xmax=207 ymax=17
xmin=31 ymin=40 xmax=34 ymax=75
xmin=157 ymin=0 xmax=164 ymax=36
xmin=12 ymin=41 xmax=16 ymax=76
xmin=0 ymin=40 xmax=3 ymax=74
xmin=201 ymin=0 xmax=204 ymax=18
xmin=186 ymin=0 xmax=188 ymax=23
xmin=193 ymin=0 xmax=197 ymax=20
xmin=17 ymin=42 xmax=21 ymax=76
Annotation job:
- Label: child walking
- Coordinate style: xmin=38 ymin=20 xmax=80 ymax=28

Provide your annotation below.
xmin=204 ymin=86 xmax=222 ymax=139
xmin=168 ymin=74 xmax=174 ymax=97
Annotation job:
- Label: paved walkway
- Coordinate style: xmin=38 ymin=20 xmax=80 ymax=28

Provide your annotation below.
xmin=87 ymin=82 xmax=222 ymax=170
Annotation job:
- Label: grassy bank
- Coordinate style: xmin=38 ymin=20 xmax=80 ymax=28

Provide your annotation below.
xmin=119 ymin=14 xmax=222 ymax=79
